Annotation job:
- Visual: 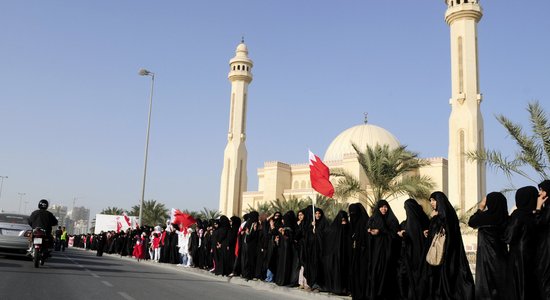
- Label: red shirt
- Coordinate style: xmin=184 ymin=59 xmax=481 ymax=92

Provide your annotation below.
xmin=152 ymin=236 xmax=160 ymax=248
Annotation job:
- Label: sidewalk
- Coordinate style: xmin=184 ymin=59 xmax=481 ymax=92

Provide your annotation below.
xmin=88 ymin=248 xmax=350 ymax=300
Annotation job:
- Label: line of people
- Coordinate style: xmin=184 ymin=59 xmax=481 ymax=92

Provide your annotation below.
xmin=74 ymin=182 xmax=550 ymax=300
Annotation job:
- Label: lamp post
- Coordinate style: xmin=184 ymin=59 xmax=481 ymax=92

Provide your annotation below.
xmin=138 ymin=68 xmax=155 ymax=227
xmin=0 ymin=176 xmax=7 ymax=205
xmin=18 ymin=192 xmax=26 ymax=214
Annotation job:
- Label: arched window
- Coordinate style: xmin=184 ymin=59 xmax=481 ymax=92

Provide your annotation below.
xmin=301 ymin=180 xmax=306 ymax=189
xmin=237 ymin=65 xmax=241 ymax=70
xmin=293 ymin=181 xmax=299 ymax=189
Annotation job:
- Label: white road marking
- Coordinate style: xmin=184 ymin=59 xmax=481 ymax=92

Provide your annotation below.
xmin=118 ymin=292 xmax=136 ymax=300
xmin=90 ymin=273 xmax=100 ymax=278
xmin=101 ymin=281 xmax=113 ymax=287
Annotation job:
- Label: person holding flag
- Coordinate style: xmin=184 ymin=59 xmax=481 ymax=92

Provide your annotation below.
xmin=306 ymin=150 xmax=334 ymax=292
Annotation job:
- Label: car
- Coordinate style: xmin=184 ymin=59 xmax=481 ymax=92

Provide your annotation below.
xmin=0 ymin=212 xmax=32 ymax=257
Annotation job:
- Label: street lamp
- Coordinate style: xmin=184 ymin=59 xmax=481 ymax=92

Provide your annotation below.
xmin=18 ymin=192 xmax=26 ymax=214
xmin=138 ymin=68 xmax=155 ymax=227
xmin=0 ymin=176 xmax=7 ymax=205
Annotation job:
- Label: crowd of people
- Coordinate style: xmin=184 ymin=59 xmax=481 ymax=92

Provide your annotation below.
xmin=70 ymin=182 xmax=550 ymax=300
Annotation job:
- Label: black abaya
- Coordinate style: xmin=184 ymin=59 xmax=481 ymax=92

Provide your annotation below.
xmin=275 ymin=211 xmax=300 ymax=287
xmin=424 ymin=191 xmax=474 ymax=300
xmin=535 ymin=180 xmax=550 ymax=300
xmin=468 ymin=192 xmax=508 ymax=300
xmin=348 ymin=203 xmax=369 ymax=300
xmin=242 ymin=212 xmax=259 ymax=279
xmin=214 ymin=216 xmax=231 ymax=276
xmin=504 ymin=186 xmax=541 ymax=300
xmin=366 ymin=200 xmax=400 ymax=300
xmin=322 ymin=210 xmax=352 ymax=295
xmin=397 ymin=199 xmax=430 ymax=300
xmin=304 ymin=207 xmax=328 ymax=289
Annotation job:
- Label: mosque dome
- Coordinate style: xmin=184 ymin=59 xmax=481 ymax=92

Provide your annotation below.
xmin=324 ymin=123 xmax=401 ymax=162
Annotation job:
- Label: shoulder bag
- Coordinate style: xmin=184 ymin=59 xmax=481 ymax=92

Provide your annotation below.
xmin=426 ymin=228 xmax=446 ymax=266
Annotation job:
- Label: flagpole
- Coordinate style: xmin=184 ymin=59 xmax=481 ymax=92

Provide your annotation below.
xmin=312 ymin=191 xmax=316 ymax=230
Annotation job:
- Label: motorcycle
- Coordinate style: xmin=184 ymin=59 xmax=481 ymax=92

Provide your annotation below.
xmin=31 ymin=228 xmax=50 ymax=268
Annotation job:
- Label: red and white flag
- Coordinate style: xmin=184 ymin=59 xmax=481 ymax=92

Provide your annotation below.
xmin=170 ymin=208 xmax=196 ymax=230
xmin=116 ymin=217 xmax=122 ymax=233
xmin=309 ymin=150 xmax=334 ymax=198
xmin=122 ymin=212 xmax=131 ymax=226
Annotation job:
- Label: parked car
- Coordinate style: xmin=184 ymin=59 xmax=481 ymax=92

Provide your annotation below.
xmin=0 ymin=212 xmax=32 ymax=257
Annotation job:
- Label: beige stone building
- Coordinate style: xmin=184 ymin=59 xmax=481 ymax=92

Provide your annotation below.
xmin=241 ymin=123 xmax=448 ymax=221
xmin=220 ymin=0 xmax=485 ymax=230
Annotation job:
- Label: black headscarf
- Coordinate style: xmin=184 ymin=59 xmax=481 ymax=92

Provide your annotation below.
xmin=349 ymin=202 xmax=369 ymax=234
xmin=282 ymin=210 xmax=297 ymax=232
xmin=513 ymin=186 xmax=538 ymax=224
xmin=369 ymin=199 xmax=399 ymax=233
xmin=430 ymin=191 xmax=459 ymax=225
xmin=230 ymin=216 xmax=241 ymax=230
xmin=468 ymin=192 xmax=509 ymax=227
xmin=539 ymin=180 xmax=550 ymax=194
xmin=404 ymin=198 xmax=429 ymax=241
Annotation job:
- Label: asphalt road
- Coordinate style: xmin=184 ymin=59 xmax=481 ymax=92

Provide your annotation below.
xmin=0 ymin=248 xmax=331 ymax=300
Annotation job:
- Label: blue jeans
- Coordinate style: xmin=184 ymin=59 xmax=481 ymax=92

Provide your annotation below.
xmin=265 ymin=269 xmax=274 ymax=282
xmin=180 ymin=253 xmax=188 ymax=265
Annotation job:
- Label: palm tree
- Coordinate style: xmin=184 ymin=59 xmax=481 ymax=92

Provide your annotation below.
xmin=182 ymin=209 xmax=201 ymax=220
xmin=332 ymin=143 xmax=434 ymax=213
xmin=246 ymin=202 xmax=272 ymax=215
xmin=467 ymin=101 xmax=549 ymax=184
xmin=130 ymin=199 xmax=169 ymax=227
xmin=307 ymin=195 xmax=350 ymax=222
xmin=100 ymin=207 xmax=125 ymax=215
xmin=269 ymin=196 xmax=308 ymax=214
xmin=198 ymin=207 xmax=221 ymax=220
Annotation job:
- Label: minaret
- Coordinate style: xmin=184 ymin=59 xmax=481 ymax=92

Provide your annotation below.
xmin=219 ymin=41 xmax=253 ymax=217
xmin=445 ymin=0 xmax=486 ymax=215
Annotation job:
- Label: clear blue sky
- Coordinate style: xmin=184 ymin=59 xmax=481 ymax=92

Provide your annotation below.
xmin=0 ymin=1 xmax=548 ymax=217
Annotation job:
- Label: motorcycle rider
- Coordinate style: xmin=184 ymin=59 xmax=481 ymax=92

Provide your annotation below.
xmin=54 ymin=226 xmax=63 ymax=251
xmin=28 ymin=199 xmax=59 ymax=255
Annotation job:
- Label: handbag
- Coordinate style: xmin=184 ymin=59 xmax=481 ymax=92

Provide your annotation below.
xmin=426 ymin=228 xmax=446 ymax=266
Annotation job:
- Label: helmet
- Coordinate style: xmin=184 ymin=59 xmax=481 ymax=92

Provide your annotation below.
xmin=38 ymin=199 xmax=49 ymax=210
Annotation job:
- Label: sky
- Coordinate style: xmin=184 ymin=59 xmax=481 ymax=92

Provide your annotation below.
xmin=0 ymin=1 xmax=548 ymax=218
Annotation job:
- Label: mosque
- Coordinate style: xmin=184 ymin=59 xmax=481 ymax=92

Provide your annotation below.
xmin=219 ymin=0 xmax=486 ymax=232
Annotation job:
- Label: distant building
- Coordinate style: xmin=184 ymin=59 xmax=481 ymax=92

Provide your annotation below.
xmin=50 ymin=204 xmax=68 ymax=226
xmin=69 ymin=206 xmax=90 ymax=234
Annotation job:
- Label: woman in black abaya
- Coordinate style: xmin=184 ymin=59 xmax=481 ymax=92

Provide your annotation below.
xmin=323 ymin=210 xmax=352 ymax=295
xmin=424 ymin=191 xmax=474 ymax=300
xmin=504 ymin=186 xmax=540 ymax=300
xmin=397 ymin=199 xmax=429 ymax=300
xmin=468 ymin=192 xmax=508 ymax=300
xmin=214 ymin=216 xmax=231 ymax=276
xmin=228 ymin=216 xmax=241 ymax=272
xmin=241 ymin=211 xmax=259 ymax=280
xmin=366 ymin=200 xmax=400 ymax=300
xmin=535 ymin=180 xmax=550 ymax=299
xmin=305 ymin=207 xmax=329 ymax=291
xmin=295 ymin=209 xmax=311 ymax=289
xmin=348 ymin=203 xmax=369 ymax=300
xmin=275 ymin=210 xmax=300 ymax=286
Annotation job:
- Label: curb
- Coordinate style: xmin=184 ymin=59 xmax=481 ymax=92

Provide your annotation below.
xmin=72 ymin=247 xmax=350 ymax=299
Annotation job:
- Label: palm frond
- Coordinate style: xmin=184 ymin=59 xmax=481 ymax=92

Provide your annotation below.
xmin=497 ymin=114 xmax=546 ymax=175
xmin=528 ymin=101 xmax=550 ymax=178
